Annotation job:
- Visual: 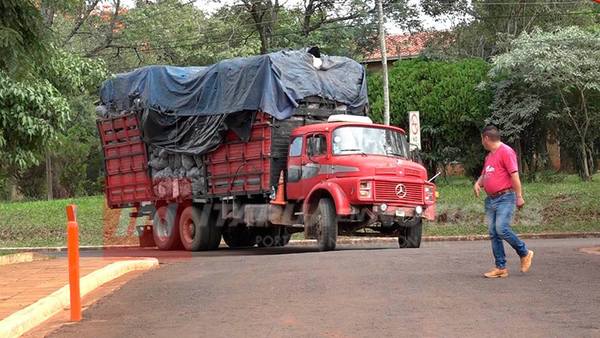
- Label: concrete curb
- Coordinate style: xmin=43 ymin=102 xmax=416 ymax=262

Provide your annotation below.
xmin=0 ymin=244 xmax=140 ymax=253
xmin=579 ymin=247 xmax=600 ymax=255
xmin=0 ymin=258 xmax=159 ymax=338
xmin=287 ymin=232 xmax=600 ymax=246
xmin=1 ymin=232 xmax=599 ymax=252
xmin=0 ymin=252 xmax=49 ymax=266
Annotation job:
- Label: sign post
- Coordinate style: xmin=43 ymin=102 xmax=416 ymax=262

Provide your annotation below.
xmin=409 ymin=111 xmax=421 ymax=150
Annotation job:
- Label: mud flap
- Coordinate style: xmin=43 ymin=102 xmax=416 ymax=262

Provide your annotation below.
xmin=137 ymin=225 xmax=156 ymax=247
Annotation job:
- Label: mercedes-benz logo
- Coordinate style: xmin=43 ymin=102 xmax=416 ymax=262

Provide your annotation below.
xmin=395 ymin=184 xmax=407 ymax=198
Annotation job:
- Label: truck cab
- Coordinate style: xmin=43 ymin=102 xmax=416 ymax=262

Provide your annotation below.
xmin=284 ymin=115 xmax=436 ymax=250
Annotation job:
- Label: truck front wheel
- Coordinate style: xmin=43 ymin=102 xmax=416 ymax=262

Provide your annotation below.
xmin=398 ymin=218 xmax=423 ymax=248
xmin=179 ymin=204 xmax=222 ymax=251
xmin=310 ymin=198 xmax=337 ymax=251
xmin=153 ymin=203 xmax=182 ymax=250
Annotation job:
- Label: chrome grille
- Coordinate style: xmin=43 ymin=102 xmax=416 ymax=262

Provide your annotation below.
xmin=374 ymin=181 xmax=423 ymax=204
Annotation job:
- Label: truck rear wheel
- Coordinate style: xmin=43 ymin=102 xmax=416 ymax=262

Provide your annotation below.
xmin=398 ymin=218 xmax=422 ymax=248
xmin=179 ymin=204 xmax=222 ymax=251
xmin=310 ymin=198 xmax=337 ymax=251
xmin=153 ymin=203 xmax=182 ymax=250
xmin=223 ymin=222 xmax=256 ymax=248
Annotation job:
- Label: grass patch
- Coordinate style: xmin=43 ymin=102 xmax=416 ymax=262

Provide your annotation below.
xmin=0 ymin=174 xmax=599 ymax=247
xmin=0 ymin=196 xmax=110 ymax=247
xmin=427 ymin=174 xmax=600 ymax=236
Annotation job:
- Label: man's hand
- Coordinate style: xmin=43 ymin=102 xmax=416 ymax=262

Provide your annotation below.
xmin=473 ymin=181 xmax=481 ymax=198
xmin=516 ymin=195 xmax=525 ymax=209
xmin=511 ymin=172 xmax=525 ymax=210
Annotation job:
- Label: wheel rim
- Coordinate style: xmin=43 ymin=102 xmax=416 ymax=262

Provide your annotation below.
xmin=157 ymin=215 xmax=171 ymax=238
xmin=182 ymin=217 xmax=195 ymax=244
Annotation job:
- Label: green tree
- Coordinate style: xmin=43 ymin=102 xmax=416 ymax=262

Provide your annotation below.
xmin=485 ymin=77 xmax=549 ymax=179
xmin=423 ymin=0 xmax=599 ymax=59
xmin=489 ymin=26 xmax=600 ymax=181
xmin=231 ymin=0 xmax=419 ymax=57
xmin=368 ymin=58 xmax=492 ymax=178
xmin=55 ymin=0 xmax=260 ymax=71
xmin=0 ymin=0 xmax=107 ymax=200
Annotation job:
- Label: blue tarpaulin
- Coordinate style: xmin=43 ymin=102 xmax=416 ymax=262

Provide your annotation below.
xmin=100 ymin=50 xmax=368 ymax=120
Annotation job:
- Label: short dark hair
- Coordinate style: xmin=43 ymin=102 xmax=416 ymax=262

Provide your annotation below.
xmin=481 ymin=125 xmax=501 ymax=141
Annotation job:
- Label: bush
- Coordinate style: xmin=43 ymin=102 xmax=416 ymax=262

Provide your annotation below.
xmin=368 ymin=58 xmax=492 ymax=176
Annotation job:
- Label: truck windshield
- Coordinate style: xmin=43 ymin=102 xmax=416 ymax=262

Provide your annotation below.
xmin=332 ymin=126 xmax=408 ymax=158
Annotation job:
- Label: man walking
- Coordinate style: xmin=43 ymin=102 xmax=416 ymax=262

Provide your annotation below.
xmin=474 ymin=125 xmax=534 ymax=278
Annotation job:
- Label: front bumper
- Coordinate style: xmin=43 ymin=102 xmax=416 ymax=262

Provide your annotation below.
xmin=370 ymin=203 xmax=435 ymax=222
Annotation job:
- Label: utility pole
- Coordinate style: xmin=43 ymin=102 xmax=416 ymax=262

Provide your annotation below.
xmin=377 ymin=0 xmax=390 ymax=126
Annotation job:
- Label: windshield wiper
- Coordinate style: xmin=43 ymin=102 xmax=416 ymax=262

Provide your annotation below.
xmin=340 ymin=148 xmax=368 ymax=156
xmin=386 ymin=150 xmax=405 ymax=158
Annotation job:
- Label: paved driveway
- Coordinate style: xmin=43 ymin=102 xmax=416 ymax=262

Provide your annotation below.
xmin=50 ymin=238 xmax=600 ymax=338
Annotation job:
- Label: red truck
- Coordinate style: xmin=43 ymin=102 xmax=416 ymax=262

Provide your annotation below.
xmin=98 ymin=111 xmax=436 ymax=252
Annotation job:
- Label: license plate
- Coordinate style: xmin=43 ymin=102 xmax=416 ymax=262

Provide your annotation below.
xmin=395 ymin=209 xmax=405 ymax=217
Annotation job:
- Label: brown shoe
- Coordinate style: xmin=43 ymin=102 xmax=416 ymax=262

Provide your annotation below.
xmin=521 ymin=250 xmax=534 ymax=272
xmin=484 ymin=268 xmax=508 ymax=278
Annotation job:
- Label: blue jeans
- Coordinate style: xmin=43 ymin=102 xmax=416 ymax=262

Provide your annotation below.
xmin=485 ymin=192 xmax=528 ymax=269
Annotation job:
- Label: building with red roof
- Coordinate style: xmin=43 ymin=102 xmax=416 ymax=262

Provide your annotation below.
xmin=363 ymin=32 xmax=433 ymax=71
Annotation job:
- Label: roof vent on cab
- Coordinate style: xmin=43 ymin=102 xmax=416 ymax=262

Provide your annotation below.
xmin=327 ymin=114 xmax=373 ymax=124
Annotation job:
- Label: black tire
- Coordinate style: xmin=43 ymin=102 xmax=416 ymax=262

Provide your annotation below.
xmin=279 ymin=228 xmax=291 ymax=246
xmin=223 ymin=222 xmax=256 ymax=248
xmin=179 ymin=204 xmax=222 ymax=251
xmin=398 ymin=218 xmax=422 ymax=248
xmin=309 ymin=198 xmax=337 ymax=251
xmin=152 ymin=203 xmax=182 ymax=250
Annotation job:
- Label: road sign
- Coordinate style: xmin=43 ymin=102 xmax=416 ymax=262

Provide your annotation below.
xmin=409 ymin=111 xmax=420 ymax=150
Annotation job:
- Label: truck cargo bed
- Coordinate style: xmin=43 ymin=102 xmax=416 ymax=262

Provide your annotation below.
xmin=206 ymin=113 xmax=272 ymax=196
xmin=97 ymin=113 xmax=154 ymax=208
xmin=99 ymin=111 xmax=322 ymax=208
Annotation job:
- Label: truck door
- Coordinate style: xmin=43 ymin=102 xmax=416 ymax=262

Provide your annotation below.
xmin=286 ymin=136 xmax=304 ymax=200
xmin=301 ymin=133 xmax=328 ymax=197
xmin=286 ymin=133 xmax=328 ymax=200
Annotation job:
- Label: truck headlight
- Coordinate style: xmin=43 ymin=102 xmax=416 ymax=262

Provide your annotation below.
xmin=358 ymin=181 xmax=372 ymax=200
xmin=424 ymin=186 xmax=435 ymax=203
xmin=415 ymin=206 xmax=423 ymax=215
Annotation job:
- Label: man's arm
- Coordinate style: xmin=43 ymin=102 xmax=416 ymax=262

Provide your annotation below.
xmin=511 ymin=172 xmax=525 ymax=209
xmin=473 ymin=176 xmax=482 ymax=198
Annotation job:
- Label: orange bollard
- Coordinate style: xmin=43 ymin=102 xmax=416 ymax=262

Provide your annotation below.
xmin=66 ymin=204 xmax=81 ymax=322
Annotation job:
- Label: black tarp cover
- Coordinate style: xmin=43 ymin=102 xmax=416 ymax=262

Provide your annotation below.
xmin=99 ymin=50 xmax=368 ymax=154
xmin=100 ymin=50 xmax=368 ymax=119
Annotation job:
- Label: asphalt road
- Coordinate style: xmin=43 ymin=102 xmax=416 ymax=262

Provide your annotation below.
xmin=50 ymin=238 xmax=600 ymax=338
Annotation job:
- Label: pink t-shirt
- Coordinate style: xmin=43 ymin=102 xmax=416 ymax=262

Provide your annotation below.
xmin=481 ymin=143 xmax=518 ymax=195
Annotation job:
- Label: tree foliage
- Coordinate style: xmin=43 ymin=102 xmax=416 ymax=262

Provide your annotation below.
xmin=55 ymin=0 xmax=259 ymax=72
xmin=368 ymin=58 xmax=492 ymax=177
xmin=0 ymin=0 xmax=47 ymax=76
xmin=489 ymin=26 xmax=600 ymax=180
xmin=423 ymin=0 xmax=599 ymax=59
xmin=217 ymin=0 xmax=419 ymax=57
xmin=0 ymin=0 xmax=107 ymax=201
xmin=0 ymin=47 xmax=106 ymax=171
